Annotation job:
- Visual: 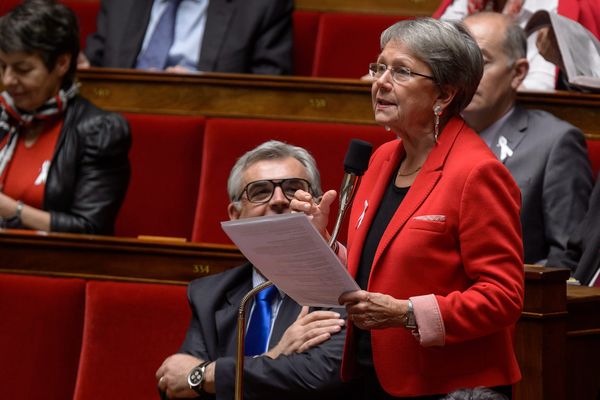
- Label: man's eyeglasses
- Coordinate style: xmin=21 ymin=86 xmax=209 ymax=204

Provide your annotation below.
xmin=368 ymin=63 xmax=435 ymax=84
xmin=237 ymin=178 xmax=311 ymax=204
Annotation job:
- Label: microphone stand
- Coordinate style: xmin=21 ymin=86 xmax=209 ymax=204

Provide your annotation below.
xmin=234 ymin=280 xmax=273 ymax=400
xmin=328 ymin=173 xmax=361 ymax=247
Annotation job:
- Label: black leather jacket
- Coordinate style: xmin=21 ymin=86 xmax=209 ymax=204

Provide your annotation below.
xmin=7 ymin=96 xmax=131 ymax=234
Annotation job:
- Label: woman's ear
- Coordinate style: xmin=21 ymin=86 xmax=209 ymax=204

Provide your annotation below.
xmin=54 ymin=53 xmax=72 ymax=77
xmin=436 ymin=85 xmax=458 ymax=113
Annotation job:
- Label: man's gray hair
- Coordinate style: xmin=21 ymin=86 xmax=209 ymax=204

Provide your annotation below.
xmin=380 ymin=17 xmax=483 ymax=117
xmin=502 ymin=15 xmax=527 ymax=65
xmin=464 ymin=12 xmax=527 ymax=66
xmin=227 ymin=140 xmax=323 ymax=204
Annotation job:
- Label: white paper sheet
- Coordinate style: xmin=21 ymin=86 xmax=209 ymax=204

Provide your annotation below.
xmin=221 ymin=213 xmax=360 ymax=307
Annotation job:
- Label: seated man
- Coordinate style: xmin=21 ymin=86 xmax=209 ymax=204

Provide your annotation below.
xmin=462 ymin=12 xmax=593 ymax=264
xmin=435 ymin=0 xmax=600 ymax=90
xmin=548 ymin=181 xmax=600 ymax=286
xmin=156 ymin=141 xmax=347 ymax=399
xmin=81 ymin=0 xmax=292 ymax=75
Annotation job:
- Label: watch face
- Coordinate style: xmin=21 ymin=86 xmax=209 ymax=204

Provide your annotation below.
xmin=189 ymin=366 xmax=203 ymax=386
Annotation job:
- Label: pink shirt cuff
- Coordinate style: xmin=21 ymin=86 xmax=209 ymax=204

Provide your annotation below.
xmin=411 ymin=294 xmax=445 ymax=347
xmin=336 ymin=242 xmax=348 ymax=265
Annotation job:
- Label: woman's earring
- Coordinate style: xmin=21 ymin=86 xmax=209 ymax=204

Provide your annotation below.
xmin=433 ymin=105 xmax=442 ymax=143
xmin=384 ymin=126 xmax=391 ymax=132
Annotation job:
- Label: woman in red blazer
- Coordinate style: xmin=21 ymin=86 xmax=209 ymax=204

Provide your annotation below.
xmin=293 ymin=18 xmax=524 ymax=399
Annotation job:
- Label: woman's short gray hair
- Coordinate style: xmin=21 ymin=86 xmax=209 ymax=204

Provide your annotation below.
xmin=227 ymin=140 xmax=323 ymax=205
xmin=380 ymin=17 xmax=483 ymax=117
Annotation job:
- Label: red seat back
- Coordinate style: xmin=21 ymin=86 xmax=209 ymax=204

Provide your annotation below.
xmin=0 ymin=0 xmax=20 ymax=15
xmin=73 ymin=281 xmax=190 ymax=400
xmin=62 ymin=0 xmax=100 ymax=50
xmin=293 ymin=11 xmax=321 ymax=76
xmin=115 ymin=114 xmax=205 ymax=239
xmin=192 ymin=118 xmax=390 ymax=244
xmin=0 ymin=274 xmax=85 ymax=400
xmin=312 ymin=13 xmax=409 ymax=78
xmin=587 ymin=138 xmax=600 ymax=180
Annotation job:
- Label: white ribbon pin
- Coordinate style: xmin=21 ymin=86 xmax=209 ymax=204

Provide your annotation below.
xmin=34 ymin=160 xmax=51 ymax=186
xmin=497 ymin=136 xmax=513 ymax=162
xmin=356 ymin=200 xmax=368 ymax=229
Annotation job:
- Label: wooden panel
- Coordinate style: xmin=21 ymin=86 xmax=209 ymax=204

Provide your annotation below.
xmin=2 ymin=228 xmax=600 ymax=400
xmin=75 ymin=69 xmax=600 ymax=140
xmin=295 ymin=0 xmax=441 ymax=16
xmin=0 ymin=229 xmax=244 ymax=284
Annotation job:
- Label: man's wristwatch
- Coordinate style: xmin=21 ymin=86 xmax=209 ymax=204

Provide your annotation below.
xmin=187 ymin=361 xmax=211 ymax=395
xmin=404 ymin=300 xmax=417 ymax=330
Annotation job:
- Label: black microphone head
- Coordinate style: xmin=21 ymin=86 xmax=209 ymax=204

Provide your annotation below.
xmin=344 ymin=139 xmax=372 ymax=176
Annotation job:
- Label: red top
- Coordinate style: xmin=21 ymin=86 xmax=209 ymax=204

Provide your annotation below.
xmin=0 ymin=118 xmax=63 ymax=209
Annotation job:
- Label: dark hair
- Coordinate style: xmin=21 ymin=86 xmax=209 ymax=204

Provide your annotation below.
xmin=0 ymin=0 xmax=80 ymax=88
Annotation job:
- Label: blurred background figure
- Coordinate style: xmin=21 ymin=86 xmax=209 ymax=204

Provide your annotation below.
xmin=434 ymin=0 xmax=600 ymax=90
xmin=81 ymin=0 xmax=293 ymax=75
xmin=462 ymin=12 xmax=592 ymax=265
xmin=294 ymin=18 xmax=524 ymax=399
xmin=548 ymin=181 xmax=600 ymax=287
xmin=0 ymin=0 xmax=130 ymax=234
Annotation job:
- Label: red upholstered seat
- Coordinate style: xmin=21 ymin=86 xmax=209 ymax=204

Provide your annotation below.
xmin=73 ymin=281 xmax=190 ymax=400
xmin=293 ymin=11 xmax=321 ymax=76
xmin=62 ymin=1 xmax=100 ymax=50
xmin=115 ymin=114 xmax=205 ymax=240
xmin=587 ymin=139 xmax=600 ymax=180
xmin=192 ymin=118 xmax=390 ymax=244
xmin=0 ymin=0 xmax=20 ymax=15
xmin=0 ymin=274 xmax=85 ymax=400
xmin=312 ymin=13 xmax=409 ymax=78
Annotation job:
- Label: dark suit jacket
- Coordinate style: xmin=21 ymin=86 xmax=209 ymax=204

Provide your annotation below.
xmin=85 ymin=0 xmax=293 ymax=75
xmin=548 ymin=181 xmax=600 ymax=285
xmin=480 ymin=106 xmax=593 ymax=264
xmin=178 ymin=262 xmax=348 ymax=400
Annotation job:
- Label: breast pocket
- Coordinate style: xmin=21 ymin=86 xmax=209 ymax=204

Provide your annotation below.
xmin=407 ymin=215 xmax=447 ymax=233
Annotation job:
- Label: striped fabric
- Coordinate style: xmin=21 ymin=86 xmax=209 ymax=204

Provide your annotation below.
xmin=0 ymin=84 xmax=78 ymax=178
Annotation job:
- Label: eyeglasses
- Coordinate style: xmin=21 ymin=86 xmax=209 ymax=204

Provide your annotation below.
xmin=368 ymin=63 xmax=435 ymax=84
xmin=237 ymin=178 xmax=311 ymax=204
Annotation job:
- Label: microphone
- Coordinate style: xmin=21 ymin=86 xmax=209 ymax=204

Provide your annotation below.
xmin=328 ymin=139 xmax=373 ymax=248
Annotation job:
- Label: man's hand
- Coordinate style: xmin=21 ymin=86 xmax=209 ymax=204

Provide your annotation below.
xmin=536 ymin=26 xmax=565 ymax=72
xmin=265 ymin=306 xmax=345 ymax=359
xmin=156 ymin=354 xmax=204 ymax=398
xmin=77 ymin=52 xmax=90 ymax=69
xmin=290 ymin=189 xmax=337 ymax=240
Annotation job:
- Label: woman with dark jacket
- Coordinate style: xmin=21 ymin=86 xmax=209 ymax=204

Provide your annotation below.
xmin=0 ymin=0 xmax=130 ymax=234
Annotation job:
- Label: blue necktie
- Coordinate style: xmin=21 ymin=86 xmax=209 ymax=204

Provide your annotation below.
xmin=136 ymin=0 xmax=182 ymax=70
xmin=245 ymin=285 xmax=277 ymax=356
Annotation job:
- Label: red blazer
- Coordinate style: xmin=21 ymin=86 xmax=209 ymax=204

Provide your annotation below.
xmin=342 ymin=118 xmax=524 ymax=396
xmin=433 ymin=0 xmax=600 ymax=39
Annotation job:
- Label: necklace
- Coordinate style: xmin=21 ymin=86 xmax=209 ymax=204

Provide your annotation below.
xmin=397 ymin=166 xmax=422 ymax=177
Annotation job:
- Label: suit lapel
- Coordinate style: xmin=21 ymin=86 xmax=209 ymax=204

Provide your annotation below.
xmin=370 ymin=117 xmax=464 ymax=272
xmin=215 ymin=265 xmax=252 ymax=357
xmin=120 ymin=0 xmax=154 ymax=67
xmin=198 ymin=0 xmax=236 ymax=70
xmin=493 ymin=106 xmax=528 ymax=165
xmin=269 ymin=296 xmax=301 ymax=347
